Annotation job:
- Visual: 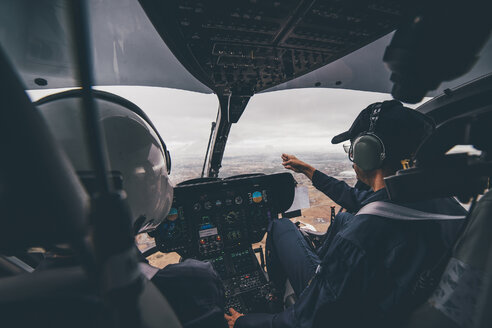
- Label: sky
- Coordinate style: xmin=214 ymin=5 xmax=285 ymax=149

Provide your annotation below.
xmin=28 ymin=86 xmax=430 ymax=165
xmin=223 ymin=88 xmax=426 ymax=157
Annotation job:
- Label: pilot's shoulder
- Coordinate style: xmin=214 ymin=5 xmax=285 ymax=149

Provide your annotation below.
xmin=401 ymin=197 xmax=468 ymax=216
xmin=337 ymin=213 xmax=395 ymax=249
xmin=338 ymin=207 xmax=421 ymax=252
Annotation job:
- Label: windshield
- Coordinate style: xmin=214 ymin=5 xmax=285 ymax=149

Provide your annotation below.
xmin=27 ymin=86 xmax=431 ymax=233
xmin=27 ymin=86 xmax=218 ymax=185
xmin=221 ymin=88 xmax=428 ymax=232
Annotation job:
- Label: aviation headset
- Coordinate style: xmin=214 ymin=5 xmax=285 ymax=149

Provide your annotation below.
xmin=35 ymin=89 xmax=172 ymax=175
xmin=349 ymin=103 xmax=386 ymax=171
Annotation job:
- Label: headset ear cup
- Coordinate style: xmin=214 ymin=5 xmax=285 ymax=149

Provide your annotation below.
xmin=352 ymin=134 xmax=385 ymax=171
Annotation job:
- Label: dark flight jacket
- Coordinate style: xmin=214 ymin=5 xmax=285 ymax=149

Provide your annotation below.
xmin=236 ymin=170 xmax=467 ymax=328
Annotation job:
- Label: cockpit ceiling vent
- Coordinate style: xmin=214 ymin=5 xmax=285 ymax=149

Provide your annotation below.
xmin=140 ymin=0 xmax=403 ymax=97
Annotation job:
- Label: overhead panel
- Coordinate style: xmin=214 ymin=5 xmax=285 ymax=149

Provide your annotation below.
xmin=140 ymin=0 xmax=404 ymax=97
xmin=4 ymin=0 xmax=489 ymax=97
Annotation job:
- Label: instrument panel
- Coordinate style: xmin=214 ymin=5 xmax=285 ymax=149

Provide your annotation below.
xmin=151 ymin=173 xmax=295 ymax=314
xmin=152 ymin=173 xmax=295 ymax=258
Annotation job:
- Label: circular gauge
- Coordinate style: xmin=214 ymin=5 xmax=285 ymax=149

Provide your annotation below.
xmin=252 ymin=191 xmax=263 ymax=203
xmin=223 ymin=211 xmax=238 ymax=224
xmin=167 ymin=207 xmax=179 ymax=221
xmin=216 ymin=199 xmax=222 ymax=207
xmin=204 ymin=201 xmax=212 ymax=210
xmin=234 ymin=196 xmax=243 ymax=205
xmin=193 ymin=203 xmax=201 ymax=211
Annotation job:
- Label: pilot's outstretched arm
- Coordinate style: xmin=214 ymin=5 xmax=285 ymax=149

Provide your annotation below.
xmin=282 ymin=154 xmax=372 ymax=212
xmin=311 ymin=170 xmax=372 ymax=212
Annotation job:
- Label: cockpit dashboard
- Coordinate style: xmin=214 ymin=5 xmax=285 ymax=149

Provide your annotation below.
xmin=152 ymin=173 xmax=295 ymax=258
xmin=149 ymin=172 xmax=296 ymax=313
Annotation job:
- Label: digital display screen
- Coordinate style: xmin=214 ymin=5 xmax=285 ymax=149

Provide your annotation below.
xmin=199 ymin=227 xmax=218 ymax=238
xmin=200 ymin=223 xmax=214 ymax=230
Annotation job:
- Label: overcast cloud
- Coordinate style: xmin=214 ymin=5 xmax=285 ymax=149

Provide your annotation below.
xmin=225 ymin=88 xmax=399 ymax=157
xmin=28 ymin=86 xmax=429 ymax=164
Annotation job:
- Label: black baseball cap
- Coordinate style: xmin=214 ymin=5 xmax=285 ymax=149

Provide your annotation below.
xmin=332 ymin=100 xmax=435 ymax=160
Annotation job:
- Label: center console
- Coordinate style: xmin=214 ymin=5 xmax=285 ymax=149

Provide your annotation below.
xmin=150 ymin=173 xmax=295 ymax=313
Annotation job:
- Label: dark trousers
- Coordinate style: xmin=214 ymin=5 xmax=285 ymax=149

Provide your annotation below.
xmin=151 ymin=259 xmax=227 ymax=328
xmin=266 ymin=219 xmax=321 ymax=297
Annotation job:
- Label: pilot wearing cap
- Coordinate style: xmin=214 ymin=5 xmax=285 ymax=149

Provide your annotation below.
xmin=225 ymin=100 xmax=468 ymax=328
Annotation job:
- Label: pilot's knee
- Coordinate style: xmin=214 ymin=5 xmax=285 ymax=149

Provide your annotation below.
xmin=176 ymin=258 xmax=220 ymax=278
xmin=270 ymin=218 xmax=298 ymax=237
xmin=271 ymin=217 xmax=296 ymax=229
xmin=158 ymin=259 xmax=224 ymax=299
xmin=268 ymin=219 xmax=301 ymax=253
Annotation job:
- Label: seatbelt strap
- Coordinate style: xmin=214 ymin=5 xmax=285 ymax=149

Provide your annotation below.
xmin=357 ymin=200 xmax=469 ymax=312
xmin=356 ymin=201 xmax=466 ymax=221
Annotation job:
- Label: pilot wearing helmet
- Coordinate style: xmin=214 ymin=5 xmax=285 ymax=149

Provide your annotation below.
xmin=35 ymin=90 xmax=227 ymax=328
xmin=226 ymin=100 xmax=468 ymax=328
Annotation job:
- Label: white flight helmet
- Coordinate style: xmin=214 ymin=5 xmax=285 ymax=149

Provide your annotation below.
xmin=35 ymin=89 xmax=173 ymax=232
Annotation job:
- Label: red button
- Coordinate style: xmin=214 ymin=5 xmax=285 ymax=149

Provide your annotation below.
xmin=216 ymin=236 xmax=221 ymax=241
xmin=200 ymin=239 xmax=205 ymax=245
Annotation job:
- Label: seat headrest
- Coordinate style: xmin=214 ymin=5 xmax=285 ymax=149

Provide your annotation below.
xmin=0 ymin=47 xmax=89 ymax=252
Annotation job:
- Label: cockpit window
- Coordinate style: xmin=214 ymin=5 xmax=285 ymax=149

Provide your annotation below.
xmin=222 ymin=88 xmax=429 ymax=231
xmin=222 ymin=88 xmax=398 ymax=175
xmin=28 ymin=86 xmax=219 ymax=185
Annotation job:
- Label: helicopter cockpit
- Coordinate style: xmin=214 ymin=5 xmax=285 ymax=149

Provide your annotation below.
xmin=1 ymin=0 xmax=492 ymax=327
